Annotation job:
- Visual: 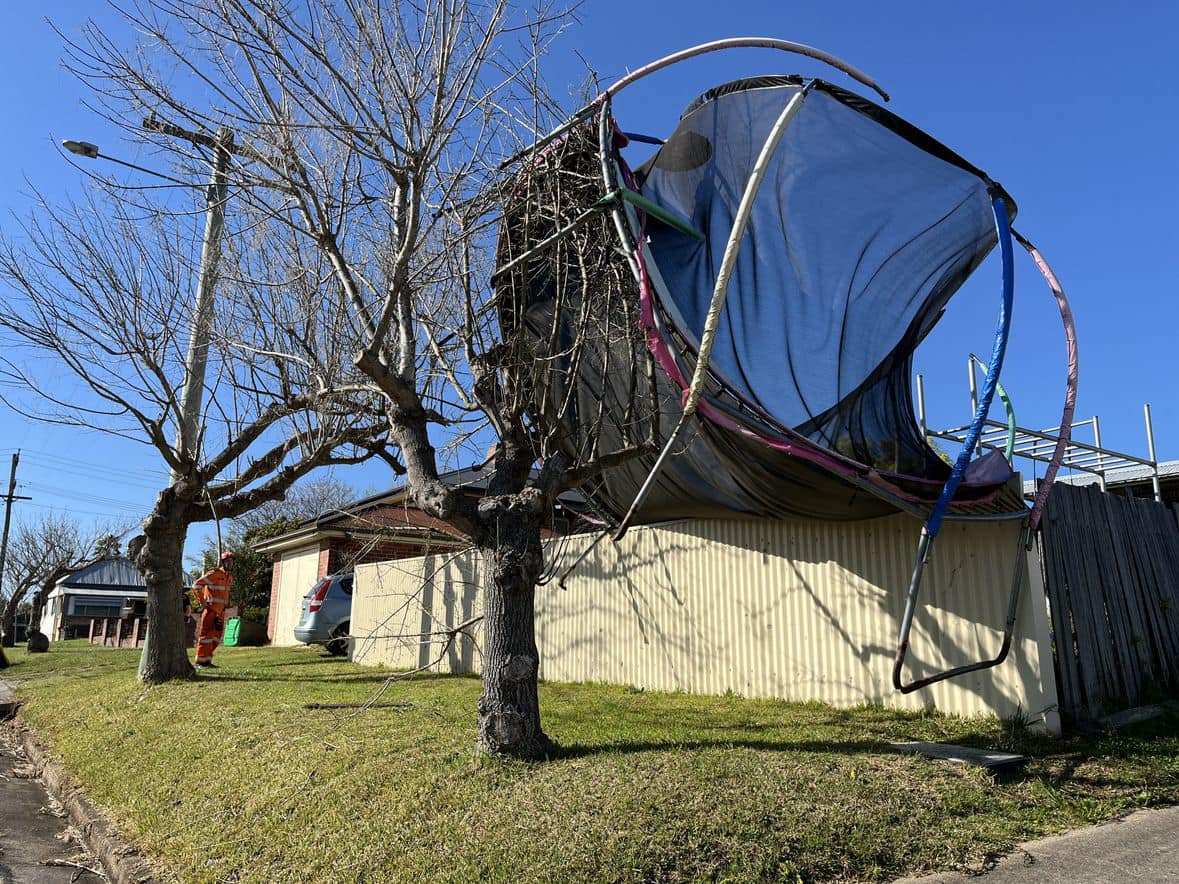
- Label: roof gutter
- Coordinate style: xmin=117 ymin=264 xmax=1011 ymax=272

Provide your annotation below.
xmin=252 ymin=526 xmax=468 ymax=556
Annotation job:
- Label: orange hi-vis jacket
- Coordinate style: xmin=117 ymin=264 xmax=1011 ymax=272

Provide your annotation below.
xmin=193 ymin=567 xmax=233 ymax=613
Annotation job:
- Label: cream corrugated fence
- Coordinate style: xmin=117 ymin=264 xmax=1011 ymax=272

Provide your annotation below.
xmin=351 ymin=515 xmax=1059 ymax=729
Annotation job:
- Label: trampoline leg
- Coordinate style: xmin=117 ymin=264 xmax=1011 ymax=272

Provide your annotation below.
xmin=612 ymin=413 xmax=690 ymax=541
xmin=892 ymin=523 xmax=1028 ymax=694
xmin=555 ymin=526 xmax=612 ymax=589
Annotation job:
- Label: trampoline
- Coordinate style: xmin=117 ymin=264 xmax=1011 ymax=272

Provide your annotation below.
xmin=495 ymin=39 xmax=1078 ymax=693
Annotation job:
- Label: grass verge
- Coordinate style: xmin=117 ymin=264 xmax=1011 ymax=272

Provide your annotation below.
xmin=7 ymin=642 xmax=1179 ymax=883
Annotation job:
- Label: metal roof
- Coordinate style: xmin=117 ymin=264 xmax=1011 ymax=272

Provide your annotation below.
xmin=56 ymin=555 xmax=190 ymax=591
xmin=1022 ymin=459 xmax=1179 ymax=496
xmin=286 ymin=463 xmax=588 ymax=533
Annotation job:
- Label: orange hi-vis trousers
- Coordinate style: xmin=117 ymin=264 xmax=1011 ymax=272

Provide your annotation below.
xmin=193 ymin=567 xmax=233 ymax=665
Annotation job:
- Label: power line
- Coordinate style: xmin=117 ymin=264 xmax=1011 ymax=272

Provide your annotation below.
xmin=18 ymin=459 xmax=165 ymax=492
xmin=21 ymin=482 xmax=147 ymax=513
xmin=23 ymin=500 xmax=142 ymax=520
xmin=21 ymin=450 xmax=170 ymax=481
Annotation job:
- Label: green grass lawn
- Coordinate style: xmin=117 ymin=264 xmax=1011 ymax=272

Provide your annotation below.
xmin=6 ymin=642 xmax=1179 ymax=883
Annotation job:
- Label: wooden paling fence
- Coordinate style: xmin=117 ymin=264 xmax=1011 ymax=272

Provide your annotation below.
xmin=1038 ymin=482 xmax=1179 ymax=721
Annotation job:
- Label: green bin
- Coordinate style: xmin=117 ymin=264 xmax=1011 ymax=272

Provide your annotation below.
xmin=223 ymin=618 xmax=268 ymax=646
xmin=223 ymin=617 xmax=242 ymax=646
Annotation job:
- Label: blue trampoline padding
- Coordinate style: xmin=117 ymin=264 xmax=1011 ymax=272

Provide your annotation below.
xmin=926 ymin=195 xmax=1014 ymax=537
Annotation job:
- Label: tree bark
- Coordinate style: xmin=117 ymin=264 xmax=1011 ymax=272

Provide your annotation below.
xmin=475 ymin=499 xmax=553 ymax=760
xmin=0 ymin=597 xmax=17 ymax=648
xmin=28 ymin=569 xmax=65 ymax=642
xmin=131 ymin=502 xmax=195 ymax=683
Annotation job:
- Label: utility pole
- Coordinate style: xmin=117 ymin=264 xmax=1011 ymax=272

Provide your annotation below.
xmin=0 ymin=451 xmax=32 ymax=641
xmin=137 ymin=119 xmax=234 ymax=678
xmin=144 ymin=117 xmax=234 ymax=472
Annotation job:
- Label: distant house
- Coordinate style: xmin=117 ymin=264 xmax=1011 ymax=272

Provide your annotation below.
xmin=257 ymin=465 xmax=591 ymax=645
xmin=39 ymin=556 xmax=150 ymax=640
xmin=1024 ymin=459 xmax=1179 ymax=505
xmin=255 ymin=472 xmax=479 ymax=646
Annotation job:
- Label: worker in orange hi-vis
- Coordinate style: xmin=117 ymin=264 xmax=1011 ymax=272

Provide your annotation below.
xmin=193 ymin=550 xmax=238 ymax=668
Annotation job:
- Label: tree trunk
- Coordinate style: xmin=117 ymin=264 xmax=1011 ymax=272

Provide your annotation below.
xmin=476 ymin=502 xmax=553 ymax=759
xmin=0 ymin=598 xmax=16 ymax=648
xmin=131 ymin=507 xmax=195 ymax=683
xmin=28 ymin=571 xmax=63 ymax=641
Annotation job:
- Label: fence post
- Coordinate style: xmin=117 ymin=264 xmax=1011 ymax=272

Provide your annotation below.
xmin=1025 ymin=540 xmax=1062 ymax=735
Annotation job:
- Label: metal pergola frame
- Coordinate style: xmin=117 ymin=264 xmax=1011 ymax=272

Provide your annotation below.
xmin=917 ymin=358 xmax=1163 ymax=503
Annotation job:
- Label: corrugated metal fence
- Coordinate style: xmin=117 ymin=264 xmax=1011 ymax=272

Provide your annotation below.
xmin=353 ymin=514 xmax=1059 ymax=727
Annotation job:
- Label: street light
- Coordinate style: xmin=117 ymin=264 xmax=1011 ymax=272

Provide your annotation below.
xmin=62 ymin=139 xmax=100 ymax=159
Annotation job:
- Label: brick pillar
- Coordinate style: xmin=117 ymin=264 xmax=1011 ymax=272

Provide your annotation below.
xmin=266 ymin=558 xmax=282 ymax=642
xmin=317 ymin=544 xmax=333 ymax=579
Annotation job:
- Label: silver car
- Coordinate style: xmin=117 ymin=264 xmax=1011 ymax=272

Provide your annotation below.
xmin=293 ymin=573 xmax=353 ymax=656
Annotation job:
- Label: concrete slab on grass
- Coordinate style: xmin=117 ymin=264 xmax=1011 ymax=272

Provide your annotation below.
xmin=892 ymin=741 xmax=1028 ymax=778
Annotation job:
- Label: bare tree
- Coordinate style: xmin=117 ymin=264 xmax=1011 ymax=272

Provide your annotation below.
xmin=2 ymin=516 xmax=85 ymax=646
xmin=33 ymin=0 xmax=660 ymax=756
xmin=0 ymin=155 xmax=392 ymax=681
xmin=234 ymin=475 xmax=361 ymax=531
xmin=3 ymin=516 xmax=109 ymax=645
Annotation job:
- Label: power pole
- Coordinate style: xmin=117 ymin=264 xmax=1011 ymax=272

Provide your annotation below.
xmin=138 ymin=119 xmax=234 ymax=678
xmin=144 ymin=117 xmax=234 ymax=472
xmin=0 ymin=451 xmax=32 ymax=641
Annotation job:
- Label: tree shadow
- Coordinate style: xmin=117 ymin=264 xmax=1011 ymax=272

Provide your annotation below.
xmin=196 ymin=668 xmax=482 ymax=686
xmin=242 ymin=654 xmax=348 ymax=668
xmin=194 ymin=670 xmax=400 ymax=685
xmin=554 ymin=736 xmax=892 ymax=760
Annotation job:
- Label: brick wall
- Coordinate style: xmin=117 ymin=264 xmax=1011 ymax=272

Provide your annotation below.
xmin=266 ymin=558 xmax=282 ymax=641
xmin=329 ymin=538 xmax=458 ymax=573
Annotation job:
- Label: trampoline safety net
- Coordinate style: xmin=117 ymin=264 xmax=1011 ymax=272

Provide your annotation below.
xmin=497 ymin=75 xmax=1021 ymax=525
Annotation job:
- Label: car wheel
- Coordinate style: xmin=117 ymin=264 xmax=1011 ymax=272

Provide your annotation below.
xmin=325 ymin=622 xmax=350 ymax=657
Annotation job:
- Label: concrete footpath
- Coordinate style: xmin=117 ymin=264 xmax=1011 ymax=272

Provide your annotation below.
xmin=896 ymin=804 xmax=1179 ymax=883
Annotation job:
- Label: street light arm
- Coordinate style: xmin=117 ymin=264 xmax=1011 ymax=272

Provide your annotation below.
xmin=61 ymin=139 xmax=196 ymax=187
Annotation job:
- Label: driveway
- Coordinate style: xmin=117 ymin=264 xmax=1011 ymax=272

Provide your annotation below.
xmin=895 ymin=804 xmax=1179 ymax=883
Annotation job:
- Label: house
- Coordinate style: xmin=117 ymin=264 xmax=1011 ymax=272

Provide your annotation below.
xmin=258 ymin=465 xmax=593 ymax=645
xmin=350 ymin=510 xmax=1064 ymax=729
xmin=1024 ymin=459 xmax=1179 ymax=505
xmin=256 ymin=471 xmax=480 ymax=645
xmin=39 ymin=556 xmax=150 ymax=640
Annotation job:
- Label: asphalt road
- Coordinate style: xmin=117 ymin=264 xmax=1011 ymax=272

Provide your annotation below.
xmin=895 ymin=804 xmax=1179 ymax=884
xmin=0 ymin=736 xmax=104 ymax=883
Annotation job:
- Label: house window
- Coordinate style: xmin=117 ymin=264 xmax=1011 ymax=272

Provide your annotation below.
xmin=70 ymin=596 xmax=124 ymax=618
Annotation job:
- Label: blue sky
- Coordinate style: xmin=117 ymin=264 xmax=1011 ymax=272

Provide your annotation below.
xmin=1 ymin=1 xmax=1176 ymax=559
